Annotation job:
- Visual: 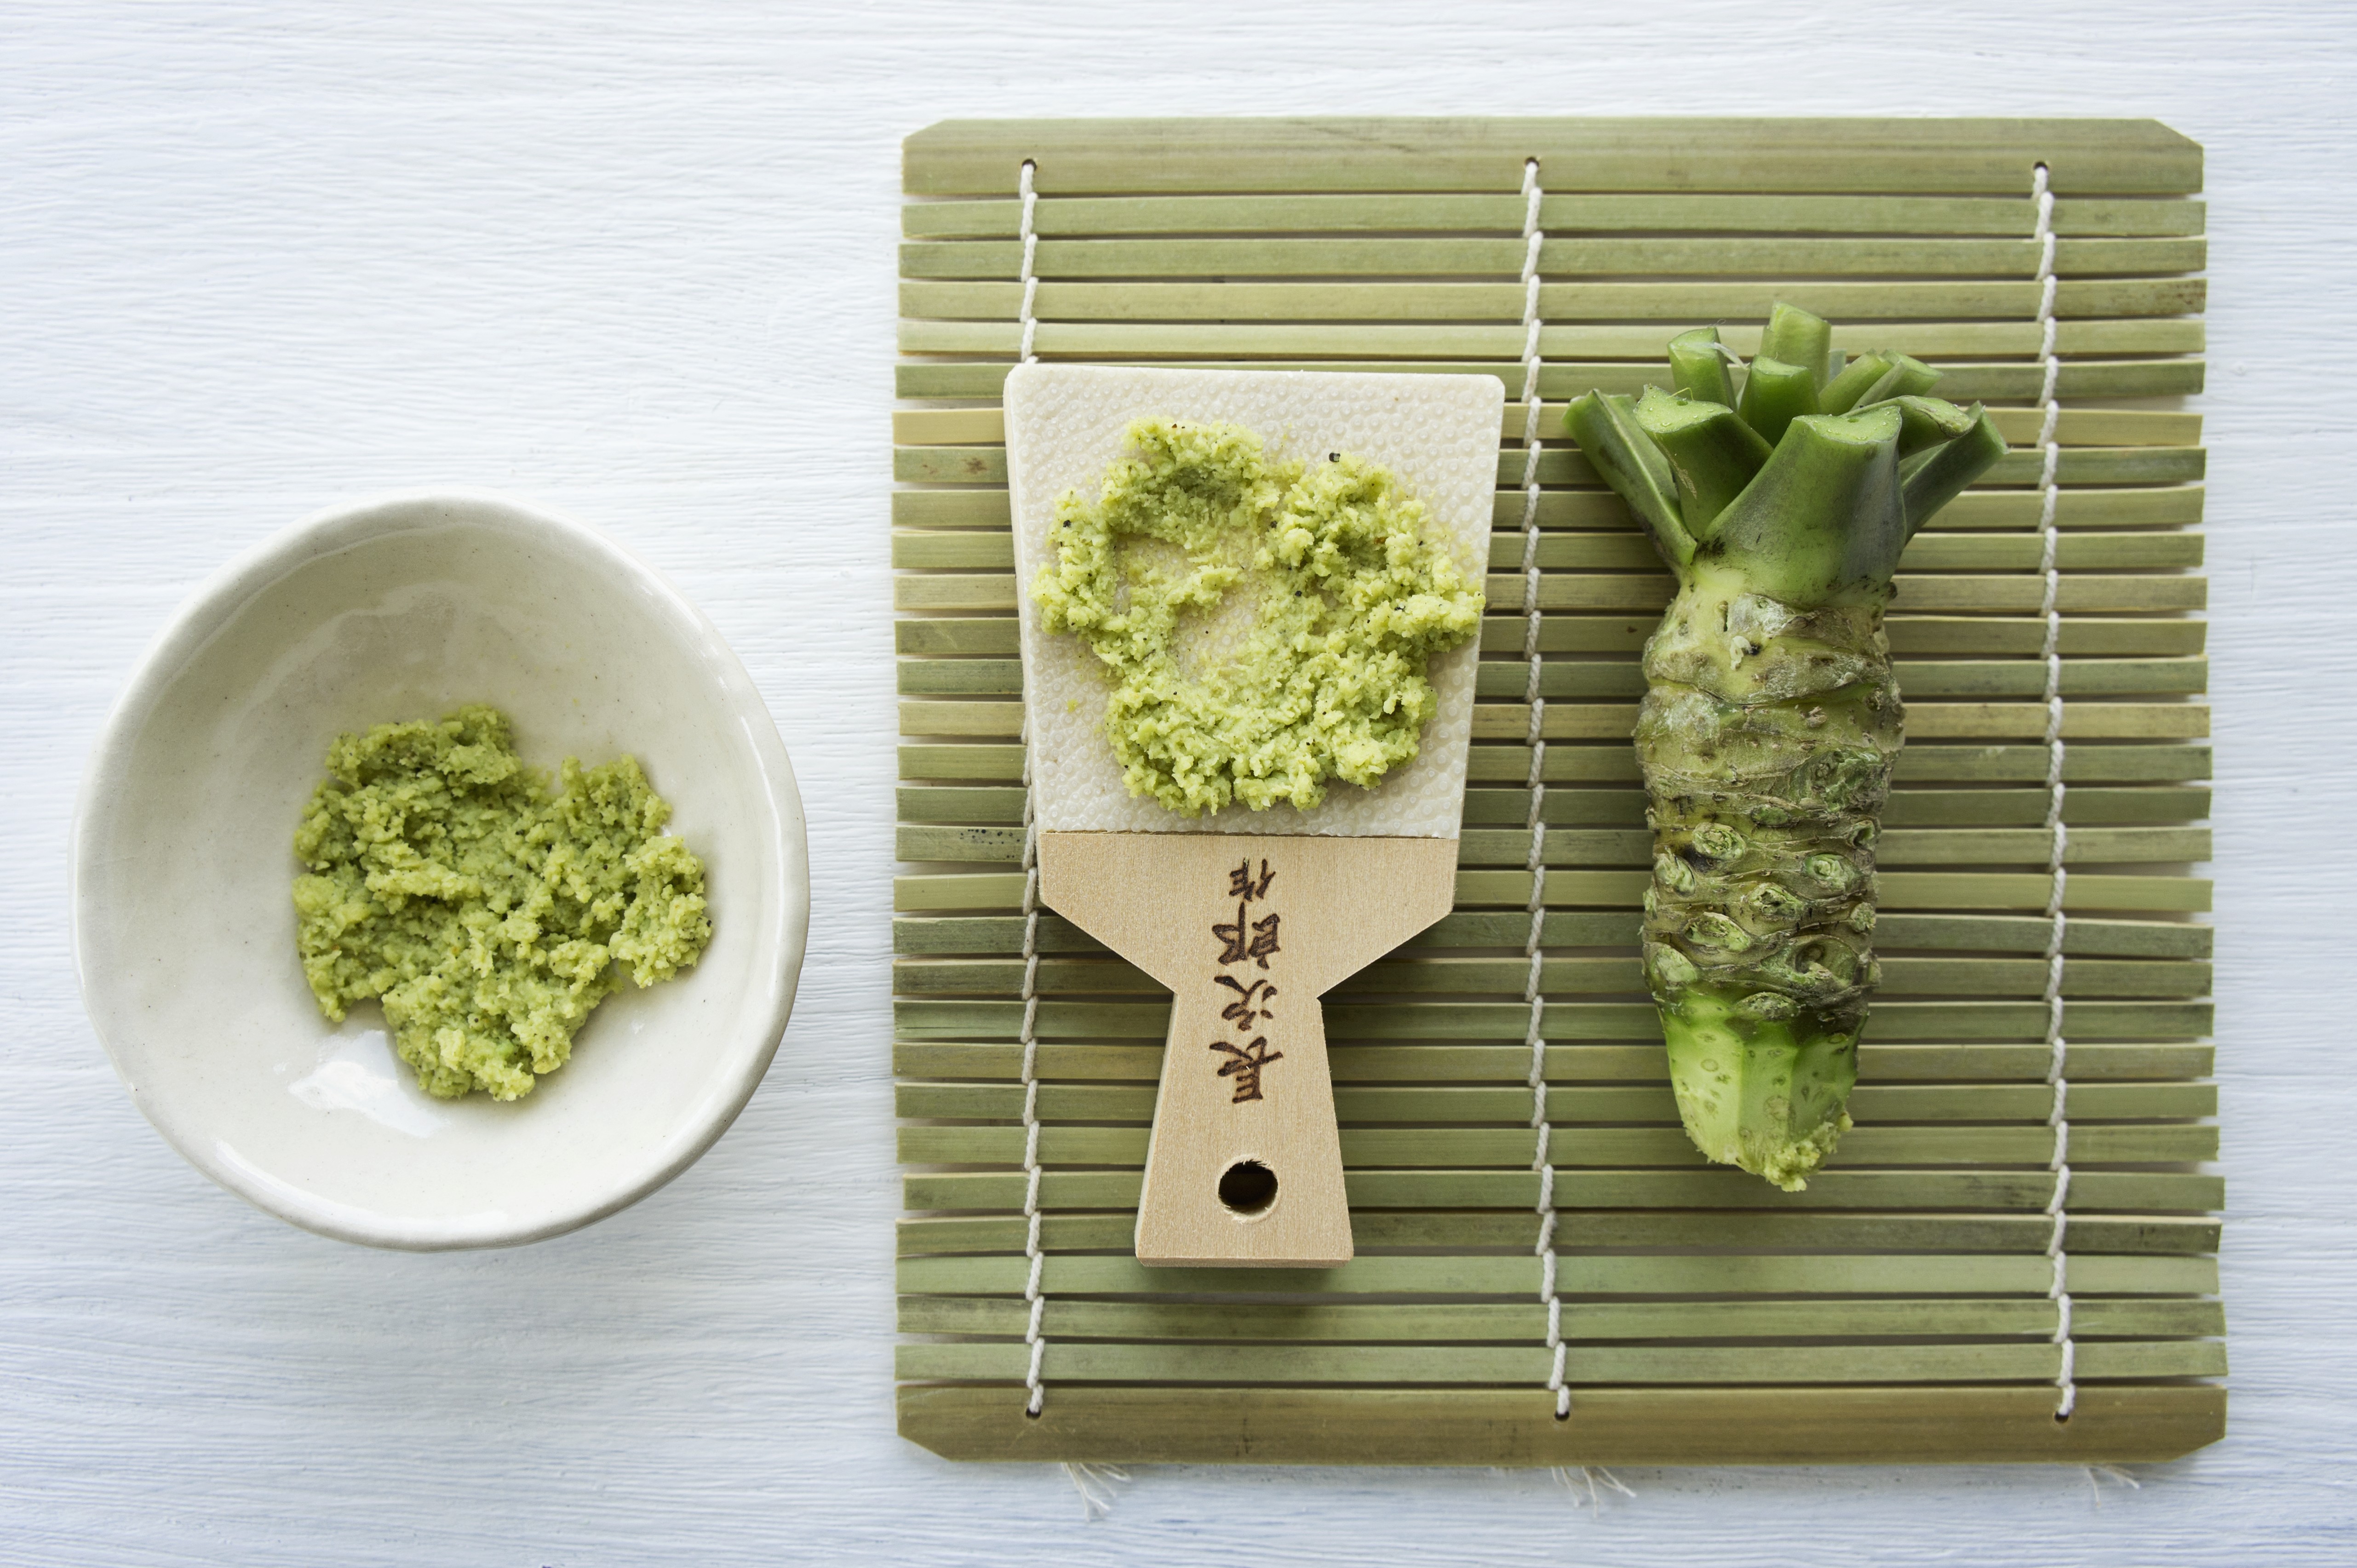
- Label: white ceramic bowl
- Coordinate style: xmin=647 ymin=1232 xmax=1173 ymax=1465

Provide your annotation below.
xmin=71 ymin=491 xmax=808 ymax=1249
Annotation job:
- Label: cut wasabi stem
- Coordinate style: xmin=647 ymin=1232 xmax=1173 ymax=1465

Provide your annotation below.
xmin=1819 ymin=351 xmax=1893 ymax=415
xmin=1758 ymin=302 xmax=1833 ymax=387
xmin=1858 ymin=352 xmax=1941 ymax=408
xmin=1707 ymin=405 xmax=1906 ymax=608
xmin=1901 ymin=405 xmax=2008 ymax=528
xmin=1879 ymin=394 xmax=1979 ymax=458
xmin=1564 ymin=389 xmax=1694 ymax=567
xmin=1631 ymin=387 xmax=1771 ymax=538
xmin=1566 ymin=304 xmax=2007 ymax=1191
xmin=1735 ymin=355 xmax=1820 ymax=447
xmin=1667 ymin=326 xmax=1739 ymax=408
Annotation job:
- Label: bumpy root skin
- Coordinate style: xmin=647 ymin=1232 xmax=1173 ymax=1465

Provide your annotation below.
xmin=1638 ymin=574 xmax=1898 ymax=1189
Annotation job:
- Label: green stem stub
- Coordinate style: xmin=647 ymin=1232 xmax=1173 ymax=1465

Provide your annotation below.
xmin=1659 ymin=991 xmax=1858 ymax=1193
xmin=1562 ymin=305 xmax=2007 ymax=1190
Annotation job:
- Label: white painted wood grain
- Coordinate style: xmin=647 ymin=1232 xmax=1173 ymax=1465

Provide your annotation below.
xmin=5 ymin=1 xmax=2354 ymax=1562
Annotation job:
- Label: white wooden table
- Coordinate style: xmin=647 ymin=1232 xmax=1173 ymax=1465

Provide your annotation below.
xmin=6 ymin=5 xmax=2351 ymax=1562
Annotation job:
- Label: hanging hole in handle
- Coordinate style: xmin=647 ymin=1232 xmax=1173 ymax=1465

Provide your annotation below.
xmin=1217 ymin=1159 xmax=1278 ymax=1217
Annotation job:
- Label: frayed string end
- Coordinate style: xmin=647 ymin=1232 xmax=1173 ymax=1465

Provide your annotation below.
xmin=1064 ymin=1461 xmax=1130 ymax=1521
xmin=1548 ymin=1465 xmax=1635 ymax=1510
xmin=2085 ymin=1463 xmax=2141 ymax=1507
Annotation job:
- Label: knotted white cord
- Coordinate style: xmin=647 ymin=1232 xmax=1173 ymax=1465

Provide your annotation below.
xmin=1018 ymin=161 xmax=1042 ymax=364
xmin=1519 ymin=158 xmax=1568 ymax=1420
xmin=1016 ymin=161 xmax=1048 ymax=1417
xmin=1018 ymin=721 xmax=1046 ymax=1416
xmin=2033 ymin=161 xmax=2076 ymax=1422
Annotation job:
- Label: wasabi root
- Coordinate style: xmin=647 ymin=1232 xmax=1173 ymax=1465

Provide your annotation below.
xmin=1564 ymin=306 xmax=2007 ymax=1190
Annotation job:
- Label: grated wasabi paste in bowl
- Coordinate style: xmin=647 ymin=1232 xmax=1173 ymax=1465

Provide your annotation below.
xmin=73 ymin=491 xmax=807 ymax=1249
xmin=292 ymin=704 xmax=716 ymax=1104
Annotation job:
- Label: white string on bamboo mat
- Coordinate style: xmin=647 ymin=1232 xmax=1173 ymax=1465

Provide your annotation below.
xmin=1017 ymin=714 xmax=1047 ymax=1418
xmin=1018 ymin=160 xmax=1042 ymax=363
xmin=2032 ymin=160 xmax=2076 ymax=1422
xmin=1019 ymin=162 xmax=1137 ymax=1503
xmin=1519 ymin=157 xmax=1569 ymax=1421
xmin=1015 ymin=160 xmax=1048 ymax=1419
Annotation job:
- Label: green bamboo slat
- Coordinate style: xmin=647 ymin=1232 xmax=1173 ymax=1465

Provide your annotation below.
xmin=1885 ymin=744 xmax=2211 ymax=784
xmin=895 ymin=1075 xmax=2206 ymax=1127
xmin=891 ymin=994 xmax=2208 ymax=1044
xmin=1468 ymin=702 xmax=2211 ymax=741
xmin=896 ymin=1210 xmax=2223 ymax=1258
xmin=898 ymin=654 xmax=2206 ymax=701
xmin=894 ymin=696 xmax=2208 ymax=743
xmin=895 ymin=778 xmax=2208 ymax=827
xmin=889 ymin=527 xmax=2214 ymax=575
xmin=895 ymin=611 xmax=2209 ymax=661
xmin=892 ymin=490 xmax=1008 ymax=527
xmin=896 ymin=317 xmax=2202 ymax=361
xmin=899 ymin=234 xmax=2203 ymax=281
xmin=900 ymin=740 xmax=2213 ymax=787
xmin=905 ymin=612 xmax=2211 ymax=663
xmin=890 ymin=485 xmax=2205 ymax=534
xmin=896 ymin=1296 xmax=2218 ymax=1345
xmin=892 ymin=909 xmax=2210 ymax=961
xmin=892 ymin=950 xmax=2209 ymax=1001
xmin=897 ymin=661 xmax=1014 ymax=695
xmin=901 ymin=192 xmax=2205 ymax=240
xmin=898 ymin=1249 xmax=2214 ymax=1299
xmin=895 ymin=360 xmax=2204 ymax=402
xmin=904 ymin=118 xmax=2203 ymax=197
xmin=901 ymin=1167 xmax=2224 ymax=1217
xmin=896 ymin=1076 xmax=2213 ymax=1123
xmin=894 ymin=403 xmax=2199 ymax=452
xmin=894 ymin=696 xmax=2214 ymax=744
xmin=891 ymin=526 xmax=2202 ymax=574
xmin=898 ymin=701 xmax=1023 ymax=738
xmin=895 ymin=571 xmax=2205 ymax=617
xmin=896 ymin=1384 xmax=2225 ymax=1465
xmin=899 ymin=278 xmax=2205 ymax=327
xmin=1480 ymin=574 xmax=2210 ymax=616
xmin=893 ymin=821 xmax=2206 ymax=869
xmin=896 ymin=1123 xmax=2213 ymax=1173
xmin=898 ymin=1122 xmax=2216 ymax=1174
xmin=898 ymin=1211 xmax=2221 ymax=1261
xmin=894 ymin=867 xmax=2209 ymax=915
xmin=1932 ymin=487 xmax=2202 ymax=531
xmin=895 ymin=1339 xmax=2220 ymax=1389
xmin=896 ymin=1039 xmax=2214 ymax=1087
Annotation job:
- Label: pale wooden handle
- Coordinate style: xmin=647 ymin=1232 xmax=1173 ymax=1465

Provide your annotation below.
xmin=1038 ymin=830 xmax=1458 ymax=1269
xmin=1134 ymin=948 xmax=1349 ymax=1267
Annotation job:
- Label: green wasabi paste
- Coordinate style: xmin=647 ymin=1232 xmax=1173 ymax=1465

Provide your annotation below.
xmin=1031 ymin=417 xmax=1484 ymax=816
xmin=291 ymin=705 xmax=712 ymax=1101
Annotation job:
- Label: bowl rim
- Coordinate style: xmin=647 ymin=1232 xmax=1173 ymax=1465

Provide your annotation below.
xmin=69 ymin=487 xmax=811 ymax=1250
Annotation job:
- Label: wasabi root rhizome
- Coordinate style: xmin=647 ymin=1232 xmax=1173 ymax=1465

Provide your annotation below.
xmin=1564 ymin=304 xmax=2007 ymax=1190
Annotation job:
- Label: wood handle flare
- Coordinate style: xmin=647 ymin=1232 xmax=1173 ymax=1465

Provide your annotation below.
xmin=1038 ymin=831 xmax=1459 ymax=1268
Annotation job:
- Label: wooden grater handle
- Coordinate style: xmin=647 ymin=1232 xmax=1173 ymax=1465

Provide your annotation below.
xmin=1038 ymin=831 xmax=1458 ymax=1268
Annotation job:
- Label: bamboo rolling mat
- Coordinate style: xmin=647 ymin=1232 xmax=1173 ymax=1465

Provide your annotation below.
xmin=890 ymin=118 xmax=2220 ymax=1465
